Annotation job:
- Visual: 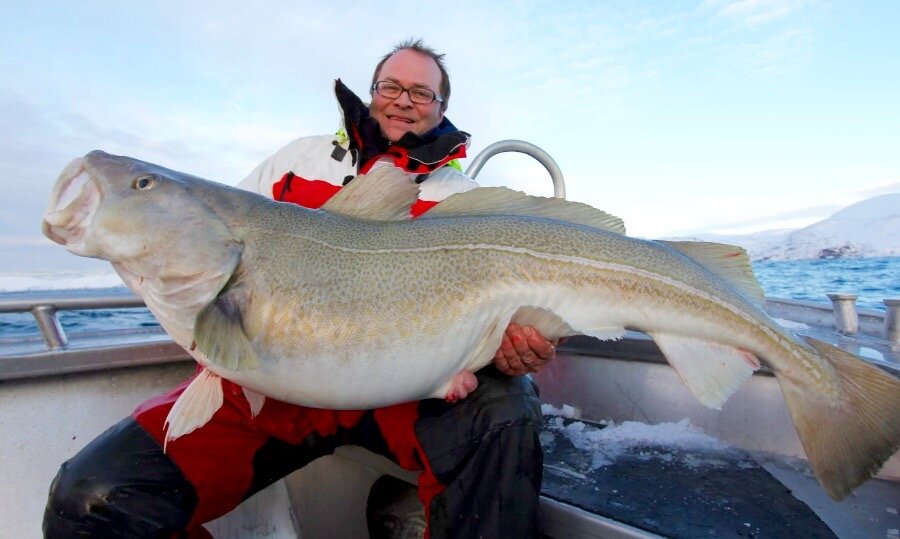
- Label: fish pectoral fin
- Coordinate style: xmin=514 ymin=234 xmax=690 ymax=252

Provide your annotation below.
xmin=658 ymin=241 xmax=766 ymax=306
xmin=420 ymin=187 xmax=626 ymax=234
xmin=243 ymin=387 xmax=266 ymax=417
xmin=194 ymin=294 xmax=259 ymax=371
xmin=321 ymin=164 xmax=419 ymax=220
xmin=163 ymin=368 xmax=224 ymax=446
xmin=510 ymin=307 xmax=576 ymax=340
xmin=649 ymin=333 xmax=760 ymax=410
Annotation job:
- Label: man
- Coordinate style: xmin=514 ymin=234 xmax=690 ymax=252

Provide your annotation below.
xmin=44 ymin=39 xmax=556 ymax=538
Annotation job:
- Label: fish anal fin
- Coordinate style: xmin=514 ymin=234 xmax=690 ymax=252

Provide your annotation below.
xmin=421 ymin=187 xmax=626 ymax=234
xmin=164 ymin=369 xmax=224 ymax=446
xmin=781 ymin=337 xmax=900 ymax=500
xmin=582 ymin=327 xmax=628 ymax=341
xmin=650 ymin=332 xmax=760 ymax=410
xmin=243 ymin=387 xmax=266 ymax=417
xmin=321 ymin=164 xmax=419 ymax=220
xmin=194 ymin=293 xmax=259 ymax=371
xmin=660 ymin=241 xmax=766 ymax=306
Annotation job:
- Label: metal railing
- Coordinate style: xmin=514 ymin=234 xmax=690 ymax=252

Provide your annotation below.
xmin=0 ymin=290 xmax=145 ymax=350
xmin=3 ymin=288 xmax=897 ymax=381
xmin=466 ymin=140 xmax=566 ymax=199
xmin=0 ymin=289 xmax=190 ymax=380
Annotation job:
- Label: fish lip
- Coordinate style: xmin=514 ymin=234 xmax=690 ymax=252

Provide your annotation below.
xmin=41 ymin=157 xmax=101 ymax=249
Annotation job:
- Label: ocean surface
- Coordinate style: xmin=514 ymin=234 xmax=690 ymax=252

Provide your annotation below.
xmin=1 ymin=257 xmax=898 ymax=339
xmin=750 ymin=256 xmax=899 ymax=311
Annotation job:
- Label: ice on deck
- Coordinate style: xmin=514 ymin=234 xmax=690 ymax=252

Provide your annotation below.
xmin=538 ymin=406 xmax=839 ymax=538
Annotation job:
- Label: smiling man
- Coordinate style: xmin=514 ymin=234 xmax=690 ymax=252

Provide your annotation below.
xmin=369 ymin=48 xmax=447 ymax=141
xmin=44 ymin=39 xmax=555 ymax=539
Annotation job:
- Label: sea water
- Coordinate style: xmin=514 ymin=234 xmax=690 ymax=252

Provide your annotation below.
xmin=750 ymin=256 xmax=899 ymax=311
xmin=1 ymin=257 xmax=898 ymax=339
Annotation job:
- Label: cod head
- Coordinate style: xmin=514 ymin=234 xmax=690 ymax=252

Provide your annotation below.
xmin=42 ymin=150 xmax=243 ymax=297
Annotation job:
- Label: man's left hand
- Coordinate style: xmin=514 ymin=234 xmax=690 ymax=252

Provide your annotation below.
xmin=493 ymin=323 xmax=558 ymax=376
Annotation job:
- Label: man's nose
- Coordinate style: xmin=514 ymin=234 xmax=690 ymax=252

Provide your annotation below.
xmin=393 ymin=90 xmax=414 ymax=107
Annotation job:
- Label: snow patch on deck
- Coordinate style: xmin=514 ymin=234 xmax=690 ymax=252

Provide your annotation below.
xmin=542 ymin=405 xmax=740 ymax=468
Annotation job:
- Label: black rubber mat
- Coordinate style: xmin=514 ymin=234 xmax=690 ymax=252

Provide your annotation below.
xmin=540 ymin=417 xmax=837 ymax=538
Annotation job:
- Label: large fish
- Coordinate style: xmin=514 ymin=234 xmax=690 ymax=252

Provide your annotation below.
xmin=43 ymin=150 xmax=898 ymax=500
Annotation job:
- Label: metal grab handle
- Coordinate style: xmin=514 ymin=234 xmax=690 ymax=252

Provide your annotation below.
xmin=32 ymin=305 xmax=68 ymax=350
xmin=465 ymin=140 xmax=566 ymax=199
xmin=0 ymin=290 xmax=144 ymax=352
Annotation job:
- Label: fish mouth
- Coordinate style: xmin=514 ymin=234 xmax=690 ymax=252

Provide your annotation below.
xmin=42 ymin=157 xmax=101 ymax=253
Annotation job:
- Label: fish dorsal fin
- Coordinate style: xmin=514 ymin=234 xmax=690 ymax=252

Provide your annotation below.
xmin=420 ymin=187 xmax=626 ymax=234
xmin=660 ymin=241 xmax=766 ymax=306
xmin=320 ymin=164 xmax=419 ymax=220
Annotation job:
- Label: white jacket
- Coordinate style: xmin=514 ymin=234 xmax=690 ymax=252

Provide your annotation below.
xmin=237 ymin=134 xmax=478 ymax=204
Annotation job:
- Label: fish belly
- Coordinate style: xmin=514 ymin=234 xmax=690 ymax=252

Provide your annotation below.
xmin=212 ymin=306 xmax=511 ymax=408
xmin=218 ymin=275 xmax=688 ymax=409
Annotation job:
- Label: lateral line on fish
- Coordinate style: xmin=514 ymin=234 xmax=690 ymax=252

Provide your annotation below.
xmin=294 ymin=234 xmax=803 ymax=359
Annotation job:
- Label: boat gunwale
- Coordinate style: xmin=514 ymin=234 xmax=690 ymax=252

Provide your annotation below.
xmin=1 ymin=289 xmax=897 ymax=381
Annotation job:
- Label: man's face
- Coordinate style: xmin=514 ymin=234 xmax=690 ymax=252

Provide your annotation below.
xmin=370 ymin=49 xmax=444 ymax=143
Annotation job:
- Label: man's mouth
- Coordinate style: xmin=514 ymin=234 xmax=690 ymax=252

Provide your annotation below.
xmin=387 ymin=115 xmax=415 ymax=124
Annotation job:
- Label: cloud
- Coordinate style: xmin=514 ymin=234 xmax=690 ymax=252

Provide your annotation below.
xmin=854 ymin=181 xmax=900 ymax=198
xmin=692 ymin=0 xmax=818 ymax=78
xmin=701 ymin=202 xmax=842 ymax=233
xmin=0 ymin=85 xmax=305 ymax=250
xmin=735 ymin=26 xmax=813 ymax=76
xmin=1 ymin=1 xmax=897 ymax=273
xmin=709 ymin=0 xmax=812 ymax=26
xmin=0 ymin=236 xmax=56 ymax=248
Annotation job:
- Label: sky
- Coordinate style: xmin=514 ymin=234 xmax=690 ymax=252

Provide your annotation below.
xmin=1 ymin=0 xmax=898 ymax=273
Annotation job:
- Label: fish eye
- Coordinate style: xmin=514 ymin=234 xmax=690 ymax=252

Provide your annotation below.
xmin=132 ymin=176 xmax=156 ymax=190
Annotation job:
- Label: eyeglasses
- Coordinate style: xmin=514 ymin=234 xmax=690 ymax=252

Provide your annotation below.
xmin=372 ymin=80 xmax=443 ymax=105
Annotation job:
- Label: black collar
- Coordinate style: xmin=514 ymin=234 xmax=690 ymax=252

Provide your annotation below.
xmin=335 ymin=79 xmax=470 ymax=175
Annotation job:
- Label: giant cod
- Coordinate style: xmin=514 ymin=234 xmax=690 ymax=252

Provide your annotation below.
xmin=43 ymin=150 xmax=899 ymax=501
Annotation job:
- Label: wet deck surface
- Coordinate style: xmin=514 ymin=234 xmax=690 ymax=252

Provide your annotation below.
xmin=540 ymin=417 xmax=839 ymax=538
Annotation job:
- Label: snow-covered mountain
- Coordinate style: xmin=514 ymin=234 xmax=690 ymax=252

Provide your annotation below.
xmin=670 ymin=193 xmax=900 ymax=261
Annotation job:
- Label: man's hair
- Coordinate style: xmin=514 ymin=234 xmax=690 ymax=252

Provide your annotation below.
xmin=370 ymin=38 xmax=450 ymax=113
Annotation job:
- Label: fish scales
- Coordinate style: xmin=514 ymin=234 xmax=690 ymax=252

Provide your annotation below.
xmin=210 ymin=197 xmax=821 ymax=410
xmin=42 ymin=151 xmax=900 ymax=501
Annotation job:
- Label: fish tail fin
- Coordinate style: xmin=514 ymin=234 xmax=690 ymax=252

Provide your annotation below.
xmin=779 ymin=337 xmax=900 ymax=500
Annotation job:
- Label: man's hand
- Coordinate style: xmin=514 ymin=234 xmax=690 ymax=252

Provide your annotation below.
xmin=493 ymin=323 xmax=558 ymax=376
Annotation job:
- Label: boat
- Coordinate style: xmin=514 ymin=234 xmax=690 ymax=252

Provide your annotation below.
xmin=2 ymin=142 xmax=898 ymax=538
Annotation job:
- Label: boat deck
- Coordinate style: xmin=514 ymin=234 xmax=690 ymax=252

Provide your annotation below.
xmin=541 ymin=415 xmax=899 ymax=538
xmin=3 ymin=290 xmax=899 ymax=538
